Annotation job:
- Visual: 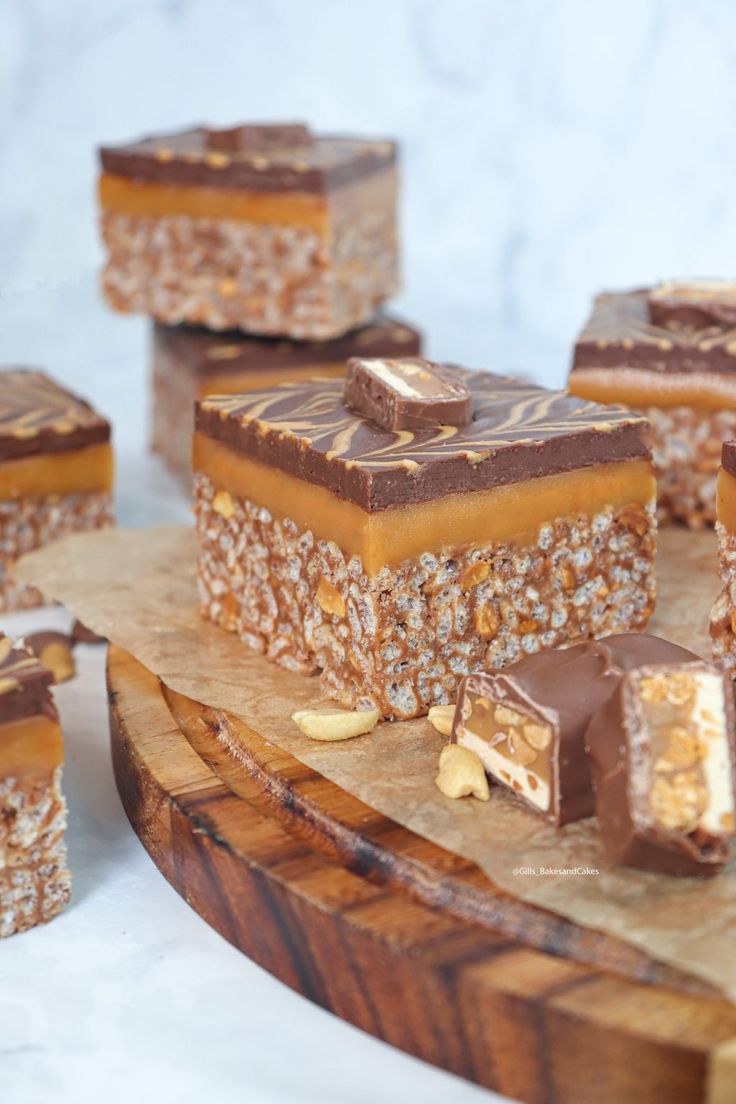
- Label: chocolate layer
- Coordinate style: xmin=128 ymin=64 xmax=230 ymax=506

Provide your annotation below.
xmin=344 ymin=357 xmax=473 ymax=430
xmin=99 ymin=124 xmax=397 ymax=194
xmin=0 ymin=635 xmax=57 ymax=724
xmin=587 ymin=661 xmax=736 ymax=876
xmin=195 ymin=371 xmax=651 ymax=512
xmin=0 ymin=369 xmax=111 ymax=462
xmin=452 ymin=634 xmax=696 ymax=825
xmin=572 ymin=289 xmax=736 ymax=377
xmin=721 ymin=439 xmax=736 ymax=479
xmin=154 ymin=313 xmax=421 ymax=380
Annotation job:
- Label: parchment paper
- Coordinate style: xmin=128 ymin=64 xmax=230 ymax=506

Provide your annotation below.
xmin=15 ymin=526 xmax=736 ymax=1000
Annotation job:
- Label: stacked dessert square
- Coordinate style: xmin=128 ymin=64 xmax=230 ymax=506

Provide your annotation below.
xmin=0 ymin=370 xmax=114 ymax=611
xmin=570 ymin=281 xmax=736 ymax=528
xmin=97 ymin=121 xmax=420 ymax=485
xmin=194 ymin=359 xmax=656 ymax=719
xmin=0 ymin=634 xmax=71 ymax=936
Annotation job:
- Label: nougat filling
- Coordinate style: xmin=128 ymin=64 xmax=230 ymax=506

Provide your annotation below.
xmin=0 ymin=713 xmax=63 ymax=776
xmin=0 ymin=443 xmax=114 ymax=499
xmin=632 ymin=668 xmax=735 ymax=837
xmin=193 ymin=432 xmax=655 ymax=575
xmin=456 ymin=695 xmax=554 ymax=812
xmin=569 ymin=367 xmax=736 ymax=411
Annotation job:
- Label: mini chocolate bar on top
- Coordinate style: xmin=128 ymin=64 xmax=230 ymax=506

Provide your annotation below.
xmin=344 ymin=356 xmax=473 ymax=430
xmin=586 ymin=661 xmax=736 ymax=876
xmin=647 ymin=279 xmax=736 ymax=328
xmin=451 ymin=634 xmax=696 ymax=825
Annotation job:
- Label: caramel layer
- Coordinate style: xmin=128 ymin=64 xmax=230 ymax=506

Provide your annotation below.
xmin=0 ymin=713 xmax=63 ymax=776
xmin=569 ymin=367 xmax=736 ymax=411
xmin=0 ymin=443 xmax=114 ymax=498
xmin=100 ymin=173 xmax=329 ymax=231
xmin=195 ymin=363 xmax=345 ymax=398
xmin=194 ymin=434 xmax=655 ymax=575
xmin=716 ymin=468 xmax=736 ymax=533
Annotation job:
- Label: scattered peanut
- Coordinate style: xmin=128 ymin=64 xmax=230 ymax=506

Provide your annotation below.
xmin=428 ymin=704 xmax=455 ymax=737
xmin=291 ymin=707 xmax=379 ymax=742
xmin=434 ymin=744 xmax=490 ymax=801
xmin=212 ymin=490 xmax=235 ymax=519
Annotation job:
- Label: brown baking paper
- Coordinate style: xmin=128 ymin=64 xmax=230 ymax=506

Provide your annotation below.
xmin=15 ymin=525 xmax=736 ymax=998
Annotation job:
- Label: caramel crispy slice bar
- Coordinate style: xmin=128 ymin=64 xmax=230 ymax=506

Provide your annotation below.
xmin=151 ymin=314 xmax=421 ymax=486
xmin=344 ymin=356 xmax=472 ymax=430
xmin=569 ymin=287 xmax=736 ymax=527
xmin=451 ymin=634 xmax=696 ymax=824
xmin=194 ymin=367 xmax=656 ymax=721
xmin=586 ymin=661 xmax=736 ymax=876
xmin=0 ymin=368 xmax=115 ymax=611
xmin=98 ymin=122 xmax=399 ymax=340
xmin=709 ymin=441 xmax=736 ymax=674
xmin=0 ymin=634 xmax=71 ymax=935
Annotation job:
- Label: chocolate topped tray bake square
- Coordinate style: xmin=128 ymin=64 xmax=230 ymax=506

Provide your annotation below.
xmin=99 ymin=122 xmax=399 ymax=340
xmin=152 ymin=312 xmax=421 ymax=486
xmin=569 ymin=283 xmax=736 ymax=527
xmin=0 ymin=634 xmax=71 ymax=935
xmin=0 ymin=369 xmax=115 ymax=610
xmin=194 ymin=363 xmax=656 ymax=719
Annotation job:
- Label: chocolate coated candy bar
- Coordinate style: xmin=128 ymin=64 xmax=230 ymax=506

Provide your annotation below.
xmin=648 ymin=279 xmax=736 ymax=329
xmin=344 ymin=357 xmax=473 ymax=430
xmin=452 ymin=634 xmax=695 ymax=825
xmin=587 ymin=661 xmax=736 ymax=876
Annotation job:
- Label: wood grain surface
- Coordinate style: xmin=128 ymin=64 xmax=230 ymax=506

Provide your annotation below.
xmin=108 ymin=645 xmax=736 ymax=1104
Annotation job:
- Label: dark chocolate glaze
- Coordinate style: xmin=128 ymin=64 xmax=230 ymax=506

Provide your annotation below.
xmin=571 ymin=289 xmax=736 ymax=376
xmin=452 ymin=634 xmax=696 ymax=826
xmin=154 ymin=313 xmax=421 ymax=379
xmin=0 ymin=368 xmax=111 ymax=462
xmin=344 ymin=357 xmax=473 ymax=430
xmin=99 ymin=125 xmax=397 ymax=194
xmin=0 ymin=635 xmax=57 ymax=725
xmin=586 ymin=661 xmax=735 ymax=876
xmin=195 ymin=371 xmax=650 ymax=512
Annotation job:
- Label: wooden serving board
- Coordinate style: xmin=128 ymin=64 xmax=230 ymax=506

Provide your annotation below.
xmin=108 ymin=644 xmax=736 ymax=1104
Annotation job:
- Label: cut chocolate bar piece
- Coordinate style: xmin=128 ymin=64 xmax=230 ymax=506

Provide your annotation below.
xmin=452 ymin=634 xmax=695 ymax=824
xmin=344 ymin=357 xmax=472 ymax=430
xmin=151 ymin=313 xmax=421 ymax=486
xmin=0 ymin=369 xmax=115 ymax=611
xmin=194 ymin=369 xmax=656 ymax=720
xmin=0 ymin=634 xmax=71 ymax=935
xmin=569 ymin=287 xmax=736 ymax=528
xmin=587 ymin=661 xmax=736 ymax=875
xmin=98 ymin=122 xmax=399 ymax=340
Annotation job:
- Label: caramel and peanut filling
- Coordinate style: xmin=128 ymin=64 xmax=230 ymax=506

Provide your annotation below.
xmin=569 ymin=367 xmax=736 ymax=412
xmin=0 ymin=713 xmax=63 ymax=777
xmin=194 ymin=433 xmax=655 ymax=575
xmin=456 ymin=695 xmax=553 ymax=812
xmin=0 ymin=443 xmax=114 ymax=499
xmin=634 ymin=669 xmax=734 ymax=836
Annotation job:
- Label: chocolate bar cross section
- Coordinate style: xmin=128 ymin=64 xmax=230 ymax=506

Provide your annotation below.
xmin=344 ymin=357 xmax=473 ymax=430
xmin=648 ymin=279 xmax=736 ymax=328
xmin=586 ymin=661 xmax=736 ymax=876
xmin=451 ymin=634 xmax=697 ymax=826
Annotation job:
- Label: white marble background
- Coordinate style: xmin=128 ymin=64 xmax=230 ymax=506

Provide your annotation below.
xmin=2 ymin=2 xmax=736 ymax=1102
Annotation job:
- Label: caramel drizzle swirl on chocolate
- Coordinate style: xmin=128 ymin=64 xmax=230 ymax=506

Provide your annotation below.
xmin=577 ymin=291 xmax=736 ymax=355
xmin=201 ymin=372 xmax=645 ymax=472
xmin=0 ymin=370 xmax=105 ymax=440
